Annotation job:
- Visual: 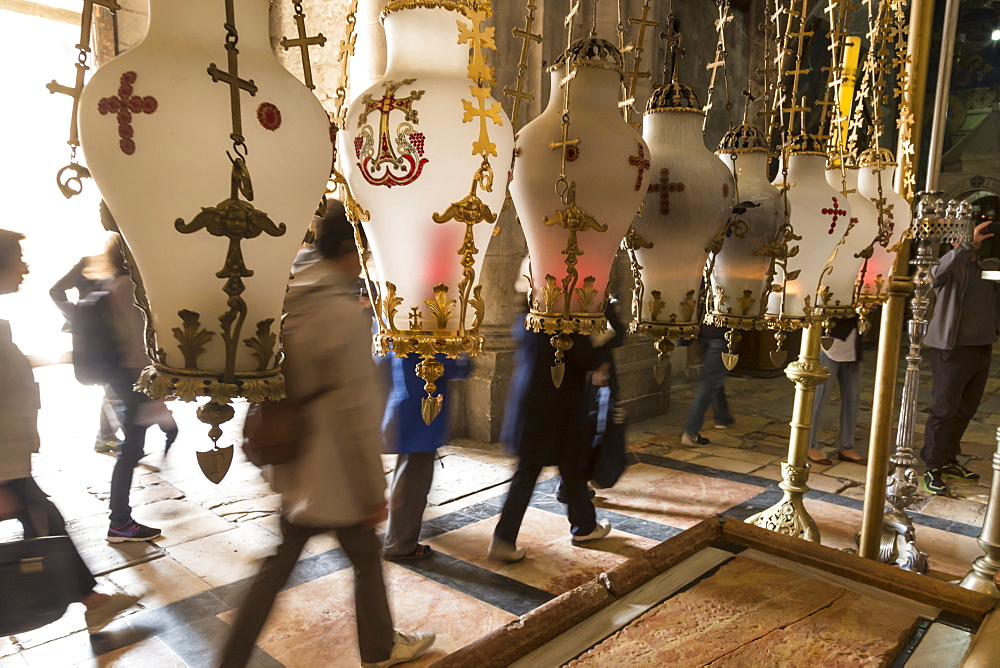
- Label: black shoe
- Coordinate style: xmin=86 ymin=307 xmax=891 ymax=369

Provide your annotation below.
xmin=556 ymin=488 xmax=596 ymax=504
xmin=923 ymin=468 xmax=947 ymax=496
xmin=941 ymin=461 xmax=979 ymax=481
xmin=681 ymin=432 xmax=710 ymax=446
xmin=163 ymin=429 xmax=178 ymax=455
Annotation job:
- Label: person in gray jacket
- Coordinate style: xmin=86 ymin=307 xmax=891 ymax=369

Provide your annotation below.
xmin=219 ymin=203 xmax=434 ymax=668
xmin=921 ymin=220 xmax=999 ymax=495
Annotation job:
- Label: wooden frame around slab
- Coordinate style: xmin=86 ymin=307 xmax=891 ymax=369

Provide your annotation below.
xmin=434 ymin=516 xmax=1000 ymax=668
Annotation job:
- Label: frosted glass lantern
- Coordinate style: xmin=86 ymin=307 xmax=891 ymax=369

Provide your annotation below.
xmin=628 ymin=80 xmax=734 ymax=374
xmin=339 ymin=1 xmax=514 ymax=421
xmin=78 ymin=0 xmax=332 ymax=448
xmin=856 ymin=148 xmax=912 ymax=306
xmin=707 ymin=124 xmax=783 ymax=367
xmin=765 ymin=134 xmax=852 ymax=326
xmin=817 ymin=158 xmax=881 ymax=319
xmin=510 ymin=37 xmax=649 ymax=382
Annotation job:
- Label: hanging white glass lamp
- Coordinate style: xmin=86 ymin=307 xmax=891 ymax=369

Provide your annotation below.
xmin=339 ymin=0 xmax=514 ymax=422
xmin=855 ymin=147 xmax=912 ymax=307
xmin=817 ymin=155 xmax=881 ymax=323
xmin=765 ymin=133 xmax=853 ymax=337
xmin=627 ymin=79 xmax=735 ymax=381
xmin=510 ymin=36 xmax=649 ymax=386
xmin=78 ymin=0 xmax=332 ymax=479
xmin=708 ymin=124 xmax=783 ymax=370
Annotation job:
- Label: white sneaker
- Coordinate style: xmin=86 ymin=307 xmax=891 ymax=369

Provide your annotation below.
xmin=85 ymin=592 xmax=140 ymax=633
xmin=572 ymin=519 xmax=612 ymax=543
xmin=487 ymin=536 xmax=526 ymax=563
xmin=361 ymin=629 xmax=436 ymax=667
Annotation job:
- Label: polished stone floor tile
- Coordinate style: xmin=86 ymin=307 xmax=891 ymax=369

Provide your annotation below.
xmin=219 ymin=562 xmax=516 ymax=667
xmin=105 ymin=555 xmax=214 ymax=609
xmin=85 ymin=637 xmax=185 ymax=667
xmin=426 ymin=507 xmax=656 ymax=595
xmin=593 ymin=463 xmax=762 ymax=530
xmin=167 ymin=521 xmax=280 ymax=587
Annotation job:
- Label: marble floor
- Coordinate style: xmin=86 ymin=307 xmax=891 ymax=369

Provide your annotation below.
xmin=1 ymin=346 xmax=997 ymax=667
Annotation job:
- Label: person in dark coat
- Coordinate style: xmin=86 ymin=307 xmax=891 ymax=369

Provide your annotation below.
xmin=488 ymin=314 xmax=612 ymax=563
xmin=382 ymin=354 xmax=468 ymax=561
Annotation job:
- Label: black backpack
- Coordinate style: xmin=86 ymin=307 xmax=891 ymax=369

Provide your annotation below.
xmin=71 ymin=287 xmax=121 ymax=385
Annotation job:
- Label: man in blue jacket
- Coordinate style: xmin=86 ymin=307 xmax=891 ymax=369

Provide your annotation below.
xmin=921 ymin=220 xmax=999 ymax=495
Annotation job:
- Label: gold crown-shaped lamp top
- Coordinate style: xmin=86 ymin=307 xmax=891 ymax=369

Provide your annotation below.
xmin=549 ymin=37 xmax=625 ymax=79
xmin=858 ymin=147 xmax=898 ymax=168
xmin=646 ymin=79 xmax=702 ymax=114
xmin=716 ymin=124 xmax=767 ymax=154
xmin=381 ymin=0 xmax=491 ymax=21
xmin=787 ymin=132 xmax=827 ymax=155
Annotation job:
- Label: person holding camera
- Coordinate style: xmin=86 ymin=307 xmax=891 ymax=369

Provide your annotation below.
xmin=921 ymin=219 xmax=1000 ymax=495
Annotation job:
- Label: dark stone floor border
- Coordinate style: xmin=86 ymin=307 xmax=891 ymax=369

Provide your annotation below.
xmin=78 ymin=450 xmax=982 ymax=664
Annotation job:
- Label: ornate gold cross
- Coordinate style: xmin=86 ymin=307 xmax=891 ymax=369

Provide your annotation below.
xmin=458 ymin=9 xmax=496 ymax=86
xmin=463 ymin=86 xmax=504 ymax=158
xmin=623 ymin=0 xmax=656 ymax=125
xmin=502 ymin=0 xmax=542 ymax=129
xmin=280 ymin=6 xmax=327 ymax=91
xmin=207 ymin=23 xmax=258 ymax=144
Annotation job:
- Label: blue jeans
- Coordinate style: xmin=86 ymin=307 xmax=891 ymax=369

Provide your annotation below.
xmin=106 ymin=370 xmax=151 ymax=526
xmin=683 ymin=338 xmax=733 ymax=436
xmin=809 ymin=351 xmax=861 ymax=451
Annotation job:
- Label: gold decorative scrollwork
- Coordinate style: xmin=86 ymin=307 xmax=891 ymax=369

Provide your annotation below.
xmin=136 ymin=363 xmax=284 ymax=405
xmin=243 ymin=317 xmax=278 ymax=371
xmin=173 ymin=309 xmax=215 ymax=370
xmin=648 ymin=290 xmax=665 ymax=321
xmin=425 ymin=284 xmax=456 ymax=331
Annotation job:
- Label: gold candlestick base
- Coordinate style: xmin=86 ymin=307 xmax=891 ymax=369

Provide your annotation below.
xmin=746 ymin=323 xmax=827 ymax=542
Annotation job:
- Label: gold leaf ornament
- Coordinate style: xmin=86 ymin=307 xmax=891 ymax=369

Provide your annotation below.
xmin=425 ymin=284 xmax=456 ymax=330
xmin=173 ymin=310 xmax=215 ymax=369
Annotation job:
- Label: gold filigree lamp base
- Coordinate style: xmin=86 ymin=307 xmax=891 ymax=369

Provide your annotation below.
xmin=764 ymin=315 xmax=804 ymax=366
xmin=135 ymin=363 xmax=283 ymax=483
xmin=525 ymin=312 xmax=606 ymax=388
xmin=630 ymin=320 xmax=699 ymax=384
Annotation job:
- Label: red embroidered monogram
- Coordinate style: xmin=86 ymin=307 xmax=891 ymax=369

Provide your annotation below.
xmin=355 ymin=79 xmax=429 ymax=188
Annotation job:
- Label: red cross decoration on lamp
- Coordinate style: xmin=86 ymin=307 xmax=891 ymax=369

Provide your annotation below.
xmin=648 ymin=168 xmax=685 ymax=215
xmin=628 ymin=143 xmax=651 ymax=191
xmin=821 ymin=196 xmax=847 ymax=235
xmin=97 ymin=71 xmax=158 ymax=156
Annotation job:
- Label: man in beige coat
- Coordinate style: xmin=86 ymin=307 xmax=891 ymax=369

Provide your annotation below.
xmin=219 ymin=204 xmax=434 ymax=668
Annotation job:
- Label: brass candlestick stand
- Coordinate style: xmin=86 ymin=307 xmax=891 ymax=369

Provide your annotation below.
xmin=959 ymin=405 xmax=1000 ymax=596
xmin=746 ymin=322 xmax=825 ymax=541
xmin=877 ymin=193 xmax=972 ymax=573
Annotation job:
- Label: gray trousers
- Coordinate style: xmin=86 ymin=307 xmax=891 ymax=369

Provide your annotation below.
xmin=383 ymin=452 xmax=436 ymax=557
xmin=809 ymin=351 xmax=862 ymax=452
xmin=219 ymin=518 xmax=394 ymax=667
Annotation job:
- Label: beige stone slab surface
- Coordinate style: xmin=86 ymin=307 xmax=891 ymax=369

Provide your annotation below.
xmin=219 ymin=561 xmax=516 ymax=667
xmin=66 ymin=513 xmax=164 ymax=576
xmin=823 ymin=461 xmax=869 ymax=483
xmin=594 ymin=464 xmax=761 ymax=529
xmin=0 ymin=655 xmax=26 ymax=668
xmin=134 ymin=499 xmax=235 ymax=549
xmin=85 ymin=638 xmax=185 ymax=667
xmin=711 ymin=590 xmax=920 ymax=666
xmin=429 ymin=507 xmax=655 ymax=595
xmin=0 ymin=638 xmax=18 ymax=660
xmin=105 ymin=555 xmax=213 ymax=610
xmin=167 ymin=520 xmax=280 ymax=587
xmin=686 ymin=456 xmax=761 ymax=474
xmin=567 ymin=557 xmax=845 ymax=666
xmin=662 ymin=448 xmax=704 ymax=462
xmin=919 ymin=496 xmax=986 ymax=525
xmin=693 ymin=444 xmax=782 ymax=466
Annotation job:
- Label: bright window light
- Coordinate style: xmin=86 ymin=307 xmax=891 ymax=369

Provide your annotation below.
xmin=992 ymin=28 xmax=1000 ymax=41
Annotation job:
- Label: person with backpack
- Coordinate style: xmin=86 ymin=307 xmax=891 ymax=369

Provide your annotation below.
xmin=220 ymin=203 xmax=435 ymax=668
xmin=87 ymin=235 xmax=175 ymax=543
xmin=50 ymin=255 xmax=123 ymax=453
xmin=0 ymin=228 xmax=140 ymax=632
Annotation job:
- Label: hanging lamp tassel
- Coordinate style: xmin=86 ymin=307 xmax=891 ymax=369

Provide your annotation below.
xmin=769 ymin=330 xmax=788 ymax=367
xmin=416 ymin=357 xmax=445 ymax=425
xmin=550 ymin=333 xmax=574 ymax=388
xmin=722 ymin=329 xmax=741 ymax=371
xmin=653 ymin=336 xmax=674 ymax=385
xmin=195 ymin=401 xmax=235 ymax=484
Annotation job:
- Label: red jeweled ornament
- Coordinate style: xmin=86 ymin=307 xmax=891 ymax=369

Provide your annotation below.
xmin=97 ymin=71 xmax=158 ymax=155
xmin=256 ymin=102 xmax=281 ymax=131
xmin=628 ymin=143 xmax=650 ymax=191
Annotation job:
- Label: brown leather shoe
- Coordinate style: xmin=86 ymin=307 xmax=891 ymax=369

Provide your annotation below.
xmin=807 ymin=454 xmax=833 ymax=466
xmin=837 ymin=451 xmax=868 ymax=465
